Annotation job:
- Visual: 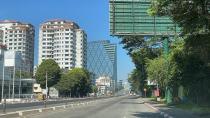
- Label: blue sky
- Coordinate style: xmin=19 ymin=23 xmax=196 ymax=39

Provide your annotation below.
xmin=0 ymin=0 xmax=134 ymax=81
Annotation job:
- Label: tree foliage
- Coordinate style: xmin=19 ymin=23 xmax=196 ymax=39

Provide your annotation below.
xmin=35 ymin=59 xmax=61 ymax=88
xmin=128 ymin=47 xmax=160 ymax=93
xmin=170 ymin=36 xmax=210 ymax=104
xmin=56 ymin=68 xmax=92 ymax=97
xmin=121 ymin=0 xmax=210 ymax=104
xmin=120 ymin=36 xmax=145 ymax=54
xmin=146 ymin=0 xmax=210 ymax=104
xmin=146 ymin=57 xmax=168 ymax=88
xmin=149 ymin=0 xmax=210 ymax=34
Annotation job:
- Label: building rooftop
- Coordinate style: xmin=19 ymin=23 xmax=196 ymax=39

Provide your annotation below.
xmin=42 ymin=19 xmax=80 ymax=29
xmin=0 ymin=20 xmax=18 ymax=23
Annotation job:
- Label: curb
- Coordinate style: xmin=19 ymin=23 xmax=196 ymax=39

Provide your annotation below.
xmin=142 ymin=100 xmax=174 ymax=118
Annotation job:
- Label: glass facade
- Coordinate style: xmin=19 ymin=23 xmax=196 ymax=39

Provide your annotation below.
xmin=87 ymin=40 xmax=117 ymax=84
xmin=0 ymin=49 xmax=34 ymax=99
xmin=109 ymin=0 xmax=180 ymax=36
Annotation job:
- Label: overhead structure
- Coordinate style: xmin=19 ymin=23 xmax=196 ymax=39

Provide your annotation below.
xmin=109 ymin=0 xmax=180 ymax=36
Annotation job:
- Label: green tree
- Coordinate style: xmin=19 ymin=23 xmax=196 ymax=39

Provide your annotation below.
xmin=146 ymin=57 xmax=168 ymax=89
xmin=120 ymin=36 xmax=145 ymax=54
xmin=35 ymin=59 xmax=61 ymax=88
xmin=148 ymin=0 xmax=210 ymax=104
xmin=128 ymin=47 xmax=161 ymax=93
xmin=128 ymin=69 xmax=143 ymax=93
xmin=149 ymin=0 xmax=210 ymax=34
xmin=91 ymin=85 xmax=98 ymax=96
xmin=170 ymin=37 xmax=210 ymax=104
xmin=56 ymin=68 xmax=92 ymax=97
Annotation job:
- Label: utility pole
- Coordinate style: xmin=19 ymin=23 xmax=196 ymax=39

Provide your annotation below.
xmin=12 ymin=65 xmax=15 ymax=100
xmin=19 ymin=68 xmax=21 ymax=99
xmin=163 ymin=36 xmax=172 ymax=104
xmin=1 ymin=51 xmax=5 ymax=102
xmin=45 ymin=71 xmax=48 ymax=99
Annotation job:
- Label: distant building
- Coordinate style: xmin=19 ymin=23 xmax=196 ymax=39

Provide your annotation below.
xmin=96 ymin=76 xmax=111 ymax=87
xmin=96 ymin=76 xmax=112 ymax=95
xmin=38 ymin=19 xmax=87 ymax=70
xmin=87 ymin=40 xmax=117 ymax=90
xmin=117 ymin=80 xmax=123 ymax=90
xmin=0 ymin=20 xmax=35 ymax=72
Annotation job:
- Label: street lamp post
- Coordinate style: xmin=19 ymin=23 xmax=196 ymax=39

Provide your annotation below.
xmin=12 ymin=65 xmax=15 ymax=100
xmin=45 ymin=71 xmax=48 ymax=99
xmin=1 ymin=53 xmax=5 ymax=102
xmin=18 ymin=68 xmax=21 ymax=99
xmin=44 ymin=71 xmax=48 ymax=108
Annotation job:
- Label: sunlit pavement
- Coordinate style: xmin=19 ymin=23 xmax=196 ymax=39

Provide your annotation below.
xmin=27 ymin=96 xmax=163 ymax=118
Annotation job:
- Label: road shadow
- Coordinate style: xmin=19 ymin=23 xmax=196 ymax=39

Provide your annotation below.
xmin=146 ymin=101 xmax=205 ymax=118
xmin=127 ymin=96 xmax=141 ymax=99
xmin=132 ymin=112 xmax=163 ymax=118
xmin=120 ymin=101 xmax=144 ymax=105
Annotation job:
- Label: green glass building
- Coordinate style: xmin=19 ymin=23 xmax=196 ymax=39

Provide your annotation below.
xmin=87 ymin=40 xmax=117 ymax=90
xmin=109 ymin=0 xmax=179 ymax=36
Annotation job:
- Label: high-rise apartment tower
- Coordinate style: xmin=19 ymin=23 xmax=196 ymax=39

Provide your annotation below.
xmin=38 ymin=20 xmax=87 ymax=70
xmin=0 ymin=20 xmax=35 ymax=72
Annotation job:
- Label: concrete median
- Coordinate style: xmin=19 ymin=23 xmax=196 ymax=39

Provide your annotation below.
xmin=0 ymin=96 xmax=114 ymax=118
xmin=0 ymin=112 xmax=19 ymax=118
xmin=19 ymin=109 xmax=41 ymax=116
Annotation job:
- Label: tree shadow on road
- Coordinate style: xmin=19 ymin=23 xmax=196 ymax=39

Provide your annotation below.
xmin=132 ymin=112 xmax=163 ymax=118
xmin=127 ymin=96 xmax=142 ymax=99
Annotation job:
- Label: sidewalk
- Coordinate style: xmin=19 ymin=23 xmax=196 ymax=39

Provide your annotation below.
xmin=142 ymin=98 xmax=210 ymax=118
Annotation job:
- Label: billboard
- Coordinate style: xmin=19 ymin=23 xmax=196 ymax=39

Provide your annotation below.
xmin=109 ymin=0 xmax=180 ymax=36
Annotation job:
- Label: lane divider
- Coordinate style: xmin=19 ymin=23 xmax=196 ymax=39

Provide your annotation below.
xmin=0 ymin=97 xmax=117 ymax=118
xmin=0 ymin=101 xmax=93 ymax=118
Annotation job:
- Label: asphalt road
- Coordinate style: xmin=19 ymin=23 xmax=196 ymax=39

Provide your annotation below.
xmin=26 ymin=96 xmax=163 ymax=118
xmin=0 ymin=97 xmax=106 ymax=114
